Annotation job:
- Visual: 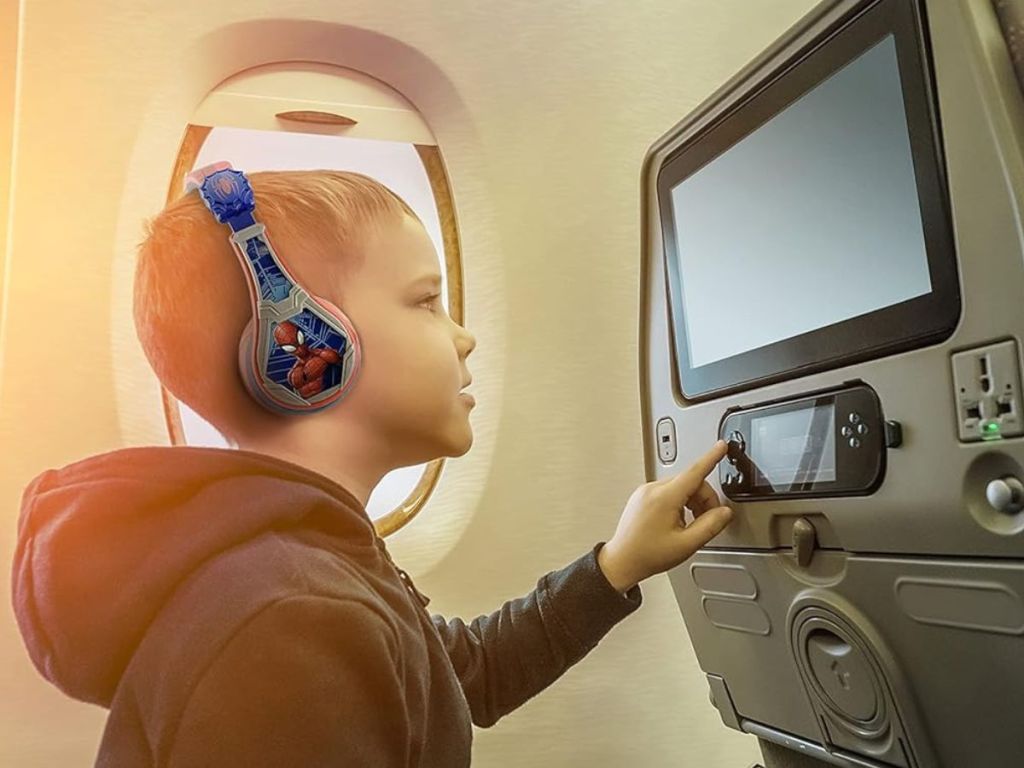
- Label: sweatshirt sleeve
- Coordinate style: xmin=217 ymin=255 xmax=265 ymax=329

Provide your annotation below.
xmin=168 ymin=595 xmax=409 ymax=767
xmin=430 ymin=541 xmax=643 ymax=728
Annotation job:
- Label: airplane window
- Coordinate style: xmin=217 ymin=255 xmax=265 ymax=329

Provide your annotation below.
xmin=162 ymin=105 xmax=464 ymax=534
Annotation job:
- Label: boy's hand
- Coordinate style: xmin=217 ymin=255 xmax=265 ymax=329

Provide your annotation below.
xmin=597 ymin=441 xmax=733 ymax=594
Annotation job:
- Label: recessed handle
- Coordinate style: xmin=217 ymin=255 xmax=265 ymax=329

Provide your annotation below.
xmin=275 ymin=110 xmax=358 ymax=126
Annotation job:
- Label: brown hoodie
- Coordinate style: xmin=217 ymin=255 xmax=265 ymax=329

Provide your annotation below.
xmin=11 ymin=445 xmax=643 ymax=766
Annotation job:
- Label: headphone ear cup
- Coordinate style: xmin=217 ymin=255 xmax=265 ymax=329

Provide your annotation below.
xmin=313 ymin=295 xmax=363 ymax=386
xmin=236 ymin=317 xmax=261 ymax=403
xmin=237 ymin=315 xmax=307 ymax=415
xmin=237 ymin=298 xmax=361 ymax=415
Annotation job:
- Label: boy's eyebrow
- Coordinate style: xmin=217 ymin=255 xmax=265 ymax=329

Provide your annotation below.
xmin=409 ymin=273 xmax=443 ymax=288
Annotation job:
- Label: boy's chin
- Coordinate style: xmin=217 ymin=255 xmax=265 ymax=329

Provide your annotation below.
xmin=450 ymin=433 xmax=473 ymax=458
xmin=442 ymin=421 xmax=474 ymax=458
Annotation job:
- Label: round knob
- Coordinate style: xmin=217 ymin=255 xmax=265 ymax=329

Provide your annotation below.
xmin=986 ymin=476 xmax=1024 ymax=514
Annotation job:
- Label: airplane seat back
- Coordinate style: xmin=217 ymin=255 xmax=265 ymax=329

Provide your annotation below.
xmin=640 ymin=1 xmax=1024 ymax=767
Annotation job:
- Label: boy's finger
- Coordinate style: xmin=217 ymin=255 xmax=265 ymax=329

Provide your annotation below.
xmin=663 ymin=441 xmax=729 ymax=500
xmin=676 ymin=505 xmax=733 ymax=553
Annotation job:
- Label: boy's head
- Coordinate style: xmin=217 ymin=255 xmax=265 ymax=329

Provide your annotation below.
xmin=134 ymin=169 xmax=477 ymax=498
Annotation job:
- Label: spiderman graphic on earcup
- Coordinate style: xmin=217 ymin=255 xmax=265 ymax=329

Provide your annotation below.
xmin=273 ymin=320 xmax=343 ymax=398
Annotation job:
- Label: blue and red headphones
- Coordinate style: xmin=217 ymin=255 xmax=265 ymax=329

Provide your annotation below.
xmin=184 ymin=161 xmax=362 ymax=415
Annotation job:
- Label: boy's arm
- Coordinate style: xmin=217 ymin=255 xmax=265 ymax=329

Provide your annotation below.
xmin=168 ymin=595 xmax=409 ymax=767
xmin=430 ymin=541 xmax=642 ymax=728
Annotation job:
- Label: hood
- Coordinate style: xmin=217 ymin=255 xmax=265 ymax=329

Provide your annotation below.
xmin=10 ymin=445 xmax=378 ymax=708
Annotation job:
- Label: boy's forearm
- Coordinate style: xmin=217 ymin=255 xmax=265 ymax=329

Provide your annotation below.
xmin=434 ymin=543 xmax=643 ymax=727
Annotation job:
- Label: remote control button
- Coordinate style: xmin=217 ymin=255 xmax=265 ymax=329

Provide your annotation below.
xmin=849 ymin=412 xmax=862 ymax=424
xmin=841 ymin=425 xmax=853 ymax=437
xmin=849 ymin=437 xmax=861 ymax=448
xmin=856 ymin=423 xmax=868 ymax=436
xmin=735 ymin=471 xmax=744 ymax=484
xmin=726 ymin=430 xmax=746 ymax=464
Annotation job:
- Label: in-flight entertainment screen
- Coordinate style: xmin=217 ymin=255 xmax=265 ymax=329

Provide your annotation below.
xmin=657 ymin=0 xmax=960 ymax=399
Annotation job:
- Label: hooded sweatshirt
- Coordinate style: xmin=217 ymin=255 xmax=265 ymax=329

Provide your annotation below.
xmin=11 ymin=446 xmax=643 ymax=767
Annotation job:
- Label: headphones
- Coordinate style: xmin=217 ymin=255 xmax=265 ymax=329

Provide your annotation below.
xmin=184 ymin=161 xmax=362 ymax=415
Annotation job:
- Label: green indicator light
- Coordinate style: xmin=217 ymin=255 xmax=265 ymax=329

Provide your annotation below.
xmin=981 ymin=421 xmax=1003 ymax=440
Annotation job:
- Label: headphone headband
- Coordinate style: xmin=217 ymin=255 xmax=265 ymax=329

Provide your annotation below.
xmin=185 ymin=162 xmax=257 ymax=229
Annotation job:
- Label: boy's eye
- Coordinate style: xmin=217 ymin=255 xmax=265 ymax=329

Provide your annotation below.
xmin=420 ymin=293 xmax=442 ymax=310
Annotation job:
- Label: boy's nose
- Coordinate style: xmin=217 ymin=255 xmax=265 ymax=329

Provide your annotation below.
xmin=455 ymin=325 xmax=476 ymax=356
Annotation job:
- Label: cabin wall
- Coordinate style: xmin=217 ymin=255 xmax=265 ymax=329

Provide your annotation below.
xmin=1 ymin=0 xmax=17 ymax=318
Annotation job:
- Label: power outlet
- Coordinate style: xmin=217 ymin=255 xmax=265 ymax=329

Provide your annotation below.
xmin=951 ymin=340 xmax=1024 ymax=442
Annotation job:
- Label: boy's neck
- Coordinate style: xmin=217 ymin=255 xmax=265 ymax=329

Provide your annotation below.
xmin=237 ymin=433 xmax=387 ymax=511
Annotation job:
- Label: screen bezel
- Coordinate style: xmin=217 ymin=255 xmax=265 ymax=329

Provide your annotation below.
xmin=657 ymin=0 xmax=960 ymax=401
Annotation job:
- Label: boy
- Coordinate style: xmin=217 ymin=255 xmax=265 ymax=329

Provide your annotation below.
xmin=11 ymin=168 xmax=733 ymax=766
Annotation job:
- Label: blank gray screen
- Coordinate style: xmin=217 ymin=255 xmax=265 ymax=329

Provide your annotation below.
xmin=670 ymin=34 xmax=932 ymax=369
xmin=751 ymin=404 xmax=836 ymax=488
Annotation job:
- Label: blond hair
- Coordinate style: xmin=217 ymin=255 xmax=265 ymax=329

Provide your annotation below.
xmin=133 ymin=169 xmax=418 ymax=441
